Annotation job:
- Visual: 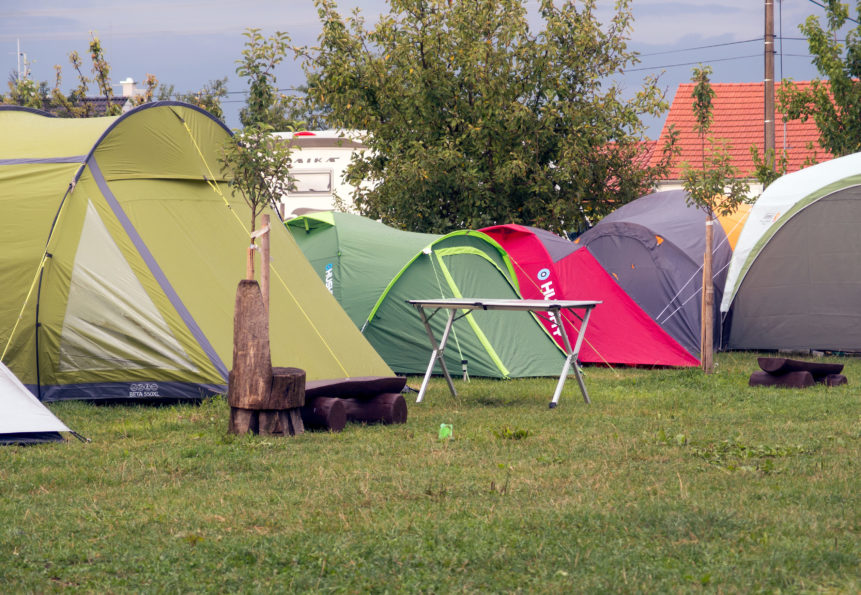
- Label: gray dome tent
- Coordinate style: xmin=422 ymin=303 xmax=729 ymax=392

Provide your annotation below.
xmin=722 ymin=152 xmax=861 ymax=351
xmin=573 ymin=190 xmax=734 ymax=357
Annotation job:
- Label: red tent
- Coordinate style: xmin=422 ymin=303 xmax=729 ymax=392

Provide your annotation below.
xmin=481 ymin=224 xmax=699 ymax=367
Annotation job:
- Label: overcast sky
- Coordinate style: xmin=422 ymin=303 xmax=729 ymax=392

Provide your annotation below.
xmin=0 ymin=1 xmax=839 ymax=138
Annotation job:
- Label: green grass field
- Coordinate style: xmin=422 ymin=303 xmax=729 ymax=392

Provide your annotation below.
xmin=2 ymin=352 xmax=859 ymax=593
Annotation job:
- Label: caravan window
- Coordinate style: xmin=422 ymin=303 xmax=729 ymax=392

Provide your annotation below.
xmin=289 ymin=170 xmax=333 ymax=195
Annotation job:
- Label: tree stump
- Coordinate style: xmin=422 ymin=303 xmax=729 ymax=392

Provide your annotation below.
xmin=342 ymin=392 xmax=407 ymax=425
xmin=301 ymin=397 xmax=347 ymax=432
xmin=228 ymin=280 xmax=305 ymax=435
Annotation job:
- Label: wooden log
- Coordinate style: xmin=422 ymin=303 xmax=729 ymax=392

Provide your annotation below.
xmin=257 ymin=409 xmax=305 ymax=436
xmin=287 ymin=409 xmax=305 ymax=435
xmin=824 ymin=374 xmax=848 ymax=387
xmin=341 ymin=392 xmax=407 ymax=425
xmin=228 ymin=280 xmax=272 ymax=410
xmin=305 ymin=376 xmax=407 ymax=399
xmin=301 ymin=397 xmax=346 ymax=432
xmin=229 ymin=408 xmax=258 ymax=435
xmin=749 ymin=370 xmax=814 ymax=388
xmin=757 ymin=357 xmax=843 ymax=378
xmin=266 ymin=367 xmax=305 ymax=410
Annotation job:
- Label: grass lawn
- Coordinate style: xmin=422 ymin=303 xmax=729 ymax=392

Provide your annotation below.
xmin=1 ymin=351 xmax=859 ymax=593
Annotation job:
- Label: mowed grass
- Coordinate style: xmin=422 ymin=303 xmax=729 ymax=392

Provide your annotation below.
xmin=1 ymin=352 xmax=859 ymax=593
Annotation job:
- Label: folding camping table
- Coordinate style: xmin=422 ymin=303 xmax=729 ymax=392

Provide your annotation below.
xmin=407 ymin=298 xmax=601 ymax=408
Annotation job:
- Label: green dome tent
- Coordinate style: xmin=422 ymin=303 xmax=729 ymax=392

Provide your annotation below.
xmin=285 ymin=211 xmax=440 ymax=328
xmin=362 ymin=231 xmax=567 ymax=378
xmin=0 ymin=103 xmax=391 ymax=402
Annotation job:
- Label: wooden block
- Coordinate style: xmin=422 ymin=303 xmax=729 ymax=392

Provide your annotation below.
xmin=229 ymin=407 xmax=258 ymax=434
xmin=824 ymin=374 xmax=847 ymax=387
xmin=301 ymin=397 xmax=347 ymax=432
xmin=342 ymin=392 xmax=407 ymax=424
xmin=228 ymin=280 xmax=272 ymax=409
xmin=757 ymin=357 xmax=843 ymax=378
xmin=267 ymin=367 xmax=306 ymax=409
xmin=258 ymin=410 xmax=285 ymax=436
xmin=286 ymin=409 xmax=305 ymax=435
xmin=749 ymin=370 xmax=814 ymax=388
xmin=305 ymin=376 xmax=407 ymax=399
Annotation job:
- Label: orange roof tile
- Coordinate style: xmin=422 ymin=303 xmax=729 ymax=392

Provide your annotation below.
xmin=649 ymin=81 xmax=832 ymax=179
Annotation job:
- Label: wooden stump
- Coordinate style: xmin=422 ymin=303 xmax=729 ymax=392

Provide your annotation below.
xmin=301 ymin=397 xmax=347 ymax=432
xmin=227 ymin=280 xmax=305 ymax=435
xmin=342 ymin=392 xmax=407 ymax=425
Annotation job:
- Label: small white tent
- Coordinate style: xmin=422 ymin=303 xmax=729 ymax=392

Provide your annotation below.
xmin=0 ymin=361 xmax=71 ymax=445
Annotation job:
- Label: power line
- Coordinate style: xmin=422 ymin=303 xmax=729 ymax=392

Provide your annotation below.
xmin=637 ymin=38 xmax=759 ymax=57
xmin=805 ymin=0 xmax=860 ymax=24
xmin=624 ymin=53 xmax=762 ymax=73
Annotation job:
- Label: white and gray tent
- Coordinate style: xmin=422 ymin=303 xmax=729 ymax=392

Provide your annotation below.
xmin=722 ymin=152 xmax=861 ymax=351
xmin=0 ymin=360 xmax=71 ymax=445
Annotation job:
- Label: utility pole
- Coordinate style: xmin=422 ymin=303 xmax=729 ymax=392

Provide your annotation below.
xmin=764 ymin=0 xmax=776 ymax=161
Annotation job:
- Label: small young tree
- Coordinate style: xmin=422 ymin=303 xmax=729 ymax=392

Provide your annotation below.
xmin=219 ymin=124 xmax=293 ymax=281
xmin=681 ymin=66 xmax=749 ymax=373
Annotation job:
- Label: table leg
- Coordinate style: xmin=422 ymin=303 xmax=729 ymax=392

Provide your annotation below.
xmin=549 ymin=306 xmax=593 ymax=407
xmin=414 ymin=306 xmax=458 ymax=403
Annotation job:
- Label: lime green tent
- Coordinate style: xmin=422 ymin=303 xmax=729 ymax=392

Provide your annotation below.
xmin=362 ymin=231 xmax=567 ymax=378
xmin=0 ymin=103 xmax=391 ymax=402
xmin=285 ymin=211 xmax=440 ymax=327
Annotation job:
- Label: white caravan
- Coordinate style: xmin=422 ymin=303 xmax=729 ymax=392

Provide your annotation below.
xmin=274 ymin=130 xmax=369 ymax=217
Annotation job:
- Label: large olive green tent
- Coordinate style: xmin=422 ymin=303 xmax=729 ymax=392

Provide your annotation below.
xmin=361 ymin=231 xmax=567 ymax=378
xmin=0 ymin=103 xmax=391 ymax=402
xmin=285 ymin=211 xmax=440 ymax=328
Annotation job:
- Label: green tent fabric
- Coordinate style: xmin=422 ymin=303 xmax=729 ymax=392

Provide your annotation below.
xmin=362 ymin=231 xmax=567 ymax=378
xmin=0 ymin=103 xmax=392 ymax=402
xmin=285 ymin=211 xmax=440 ymax=327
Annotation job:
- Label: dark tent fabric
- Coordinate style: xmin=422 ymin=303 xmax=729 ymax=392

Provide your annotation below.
xmin=573 ymin=190 xmax=732 ymax=357
xmin=729 ymin=186 xmax=861 ymax=351
xmin=481 ymin=224 xmax=699 ymax=367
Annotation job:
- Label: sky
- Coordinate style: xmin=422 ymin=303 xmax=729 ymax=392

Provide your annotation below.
xmin=0 ymin=1 xmax=841 ymax=138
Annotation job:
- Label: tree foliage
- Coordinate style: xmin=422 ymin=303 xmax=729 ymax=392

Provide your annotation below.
xmin=2 ymin=35 xmax=159 ymax=117
xmin=296 ymin=0 xmax=676 ymax=234
xmin=682 ymin=66 xmax=749 ymax=217
xmin=236 ymin=29 xmax=305 ymax=129
xmin=219 ymin=124 xmax=293 ymax=238
xmin=158 ymin=78 xmax=229 ymax=120
xmin=778 ymin=0 xmax=861 ymax=157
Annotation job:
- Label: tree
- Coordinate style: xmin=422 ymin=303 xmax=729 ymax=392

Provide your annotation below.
xmin=778 ymin=0 xmax=861 ymax=157
xmin=2 ymin=34 xmax=131 ymax=118
xmin=681 ymin=66 xmax=749 ymax=374
xmin=296 ymin=0 xmax=677 ymax=234
xmin=219 ymin=124 xmax=293 ymax=279
xmin=749 ymin=146 xmax=788 ymax=190
xmin=236 ymin=29 xmax=303 ymax=129
xmin=158 ymin=77 xmax=229 ymax=120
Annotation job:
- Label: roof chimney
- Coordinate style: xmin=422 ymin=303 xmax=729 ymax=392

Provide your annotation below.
xmin=119 ymin=77 xmax=137 ymax=98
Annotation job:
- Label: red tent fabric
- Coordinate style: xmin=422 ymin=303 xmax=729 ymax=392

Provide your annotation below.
xmin=481 ymin=224 xmax=699 ymax=367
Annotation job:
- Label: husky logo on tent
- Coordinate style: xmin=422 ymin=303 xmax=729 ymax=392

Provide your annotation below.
xmin=324 ymin=263 xmax=334 ymax=293
xmin=537 ymin=268 xmax=551 ymax=281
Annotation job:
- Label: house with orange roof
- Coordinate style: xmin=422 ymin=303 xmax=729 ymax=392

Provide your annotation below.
xmin=648 ymin=81 xmax=831 ymax=195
